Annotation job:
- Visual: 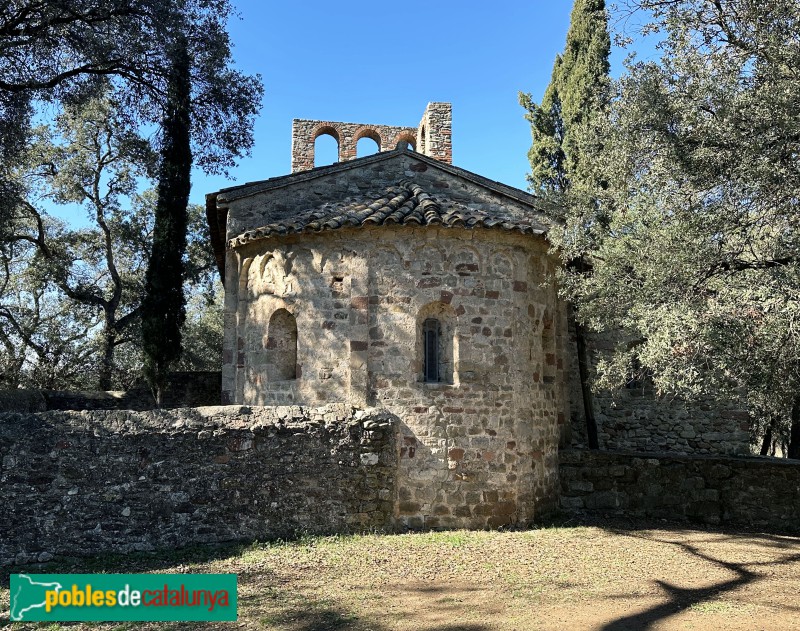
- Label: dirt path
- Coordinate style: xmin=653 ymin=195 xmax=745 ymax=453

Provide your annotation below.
xmin=2 ymin=520 xmax=800 ymax=630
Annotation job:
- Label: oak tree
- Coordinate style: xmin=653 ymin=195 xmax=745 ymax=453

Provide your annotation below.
xmin=561 ymin=0 xmax=800 ymax=455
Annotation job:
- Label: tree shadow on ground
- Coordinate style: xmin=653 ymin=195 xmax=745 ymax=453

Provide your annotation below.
xmin=541 ymin=511 xmax=800 ymax=539
xmin=1 ymin=542 xmax=492 ymax=631
xmin=597 ymin=526 xmax=800 ymax=631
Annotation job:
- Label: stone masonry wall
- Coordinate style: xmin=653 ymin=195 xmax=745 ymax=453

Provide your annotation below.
xmin=364 ymin=228 xmax=563 ymax=530
xmin=417 ymin=102 xmax=452 ymax=164
xmin=560 ymin=449 xmax=800 ymax=532
xmin=0 ymin=405 xmax=396 ymax=566
xmin=291 ymin=102 xmax=452 ymax=172
xmin=566 ymin=323 xmax=751 ymax=456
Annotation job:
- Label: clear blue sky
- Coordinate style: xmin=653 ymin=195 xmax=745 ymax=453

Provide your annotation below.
xmin=193 ymin=0 xmax=656 ymax=204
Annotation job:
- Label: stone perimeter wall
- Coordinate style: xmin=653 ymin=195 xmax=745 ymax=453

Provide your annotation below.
xmin=559 ymin=449 xmax=800 ymax=532
xmin=0 ymin=405 xmax=396 ymax=567
xmin=566 ymin=320 xmax=751 ymax=456
xmin=4 ymin=405 xmax=798 ymax=567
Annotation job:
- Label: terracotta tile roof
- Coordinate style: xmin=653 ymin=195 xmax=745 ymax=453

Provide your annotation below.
xmin=228 ymin=180 xmax=551 ymax=248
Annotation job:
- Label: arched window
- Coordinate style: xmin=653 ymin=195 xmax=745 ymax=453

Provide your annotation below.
xmin=395 ymin=133 xmax=416 ymax=151
xmin=423 ymin=318 xmax=440 ymax=382
xmin=266 ymin=309 xmax=297 ymax=381
xmin=417 ymin=303 xmax=457 ymax=384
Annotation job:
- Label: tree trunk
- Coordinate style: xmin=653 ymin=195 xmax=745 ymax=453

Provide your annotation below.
xmin=760 ymin=416 xmax=775 ymax=456
xmin=788 ymin=396 xmax=800 ymax=459
xmin=98 ymin=325 xmax=116 ymax=391
xmin=574 ymin=312 xmax=599 ymax=449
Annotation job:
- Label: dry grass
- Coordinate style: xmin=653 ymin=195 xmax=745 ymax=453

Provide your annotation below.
xmin=2 ymin=519 xmax=800 ymax=630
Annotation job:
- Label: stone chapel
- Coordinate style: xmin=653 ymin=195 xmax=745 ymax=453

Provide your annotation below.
xmin=205 ymin=102 xmax=749 ymax=529
xmin=205 ymin=103 xmax=573 ymax=527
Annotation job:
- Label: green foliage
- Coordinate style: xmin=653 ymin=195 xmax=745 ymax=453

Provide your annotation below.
xmin=0 ymin=0 xmax=263 ymax=174
xmin=0 ymin=94 xmax=154 ymax=389
xmin=559 ymin=0 xmax=800 ymax=446
xmin=0 ymin=96 xmax=218 ymax=390
xmin=1 ymin=0 xmax=254 ymax=393
xmin=0 ymin=197 xmax=219 ymax=391
xmin=520 ymin=0 xmax=611 ymax=449
xmin=0 ymin=0 xmax=263 ymax=259
xmin=177 ymin=282 xmax=224 ymax=372
xmin=519 ymin=0 xmax=611 ymax=201
xmin=0 ymin=91 xmax=31 ymax=240
xmin=0 ymin=226 xmax=99 ymax=390
xmin=519 ymin=63 xmax=568 ymax=199
xmin=141 ymin=36 xmax=192 ymax=401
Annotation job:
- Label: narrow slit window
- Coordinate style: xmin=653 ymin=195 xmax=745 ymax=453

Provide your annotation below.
xmin=423 ymin=318 xmax=440 ymax=382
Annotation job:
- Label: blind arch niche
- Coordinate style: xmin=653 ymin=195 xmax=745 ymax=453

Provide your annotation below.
xmin=266 ymin=308 xmax=298 ymax=381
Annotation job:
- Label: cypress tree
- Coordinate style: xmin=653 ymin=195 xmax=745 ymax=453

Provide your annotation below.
xmin=519 ymin=60 xmax=568 ymax=200
xmin=141 ymin=34 xmax=192 ymax=404
xmin=519 ymin=0 xmax=611 ymax=449
xmin=519 ymin=0 xmax=610 ymax=199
